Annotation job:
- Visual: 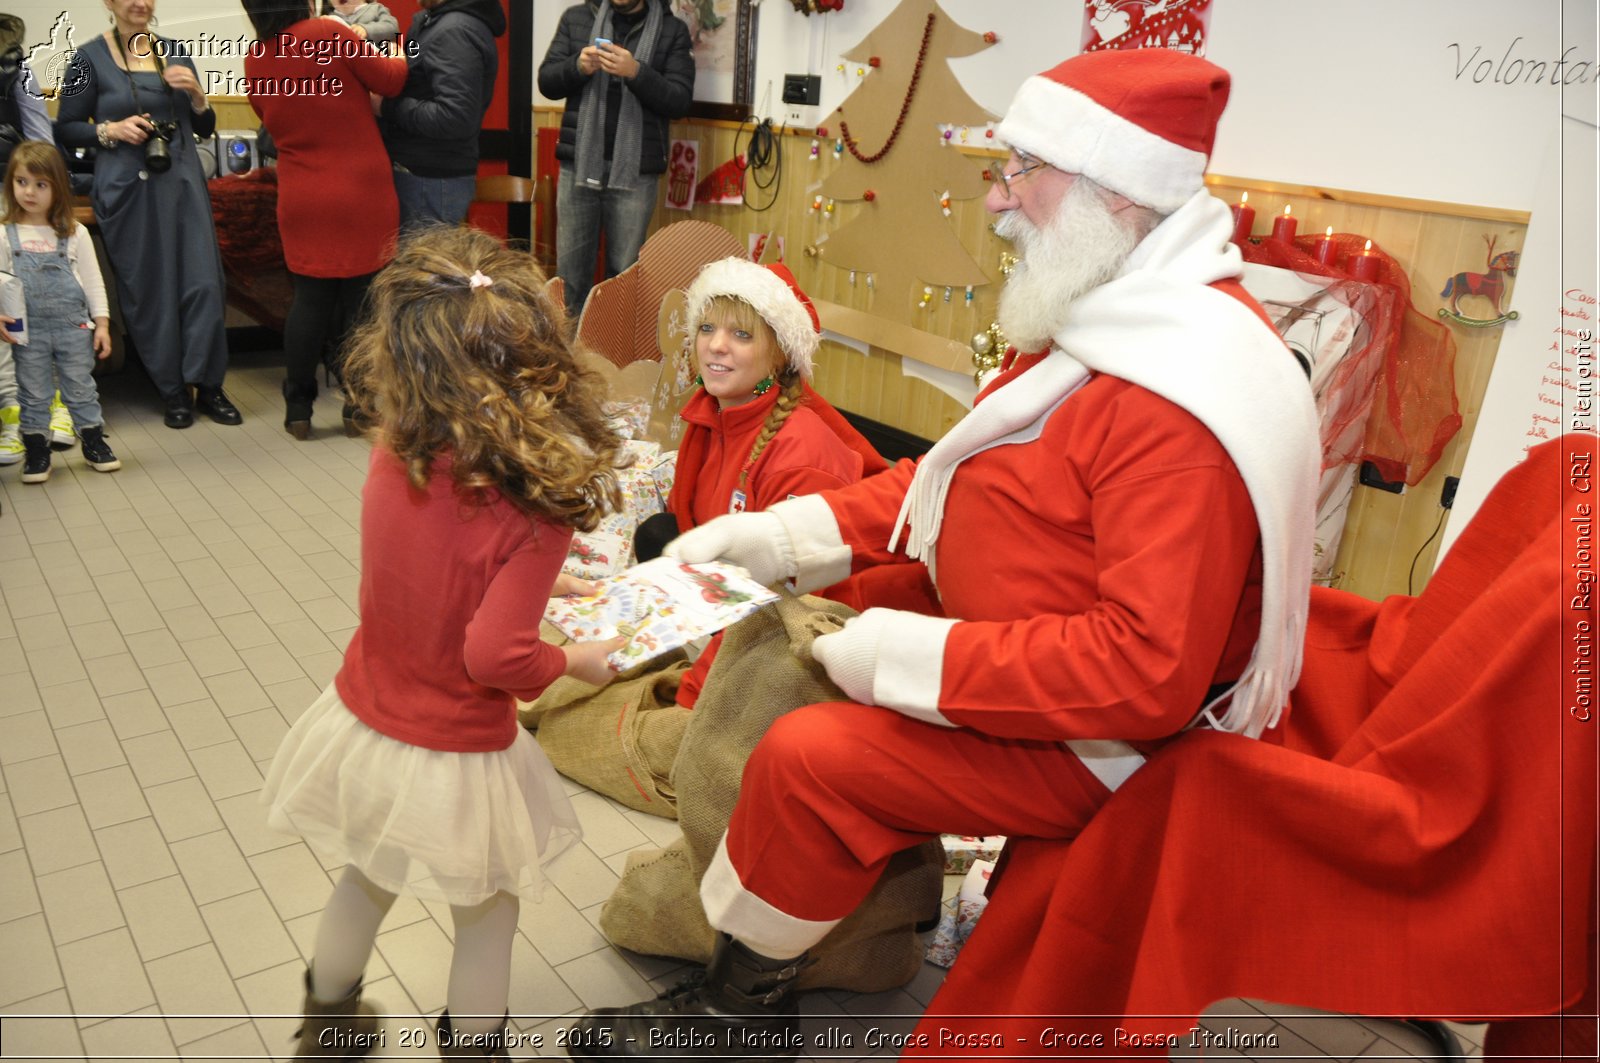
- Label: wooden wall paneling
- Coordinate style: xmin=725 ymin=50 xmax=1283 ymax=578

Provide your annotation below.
xmin=534 ymin=114 xmax=1531 ymax=599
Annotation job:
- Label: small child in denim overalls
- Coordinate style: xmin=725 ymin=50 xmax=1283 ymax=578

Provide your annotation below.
xmin=0 ymin=141 xmax=118 ymax=482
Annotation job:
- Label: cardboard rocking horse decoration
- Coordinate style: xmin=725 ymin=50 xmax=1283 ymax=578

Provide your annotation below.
xmin=1438 ymin=234 xmax=1521 ymax=328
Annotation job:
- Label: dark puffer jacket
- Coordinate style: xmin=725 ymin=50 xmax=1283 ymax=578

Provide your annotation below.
xmin=537 ymin=0 xmax=694 ymax=177
xmin=381 ymin=0 xmax=505 ymax=178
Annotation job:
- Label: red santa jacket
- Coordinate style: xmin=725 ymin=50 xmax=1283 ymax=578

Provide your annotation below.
xmin=784 ymin=353 xmax=1265 ymax=747
xmin=901 ymin=435 xmax=1596 ymax=1059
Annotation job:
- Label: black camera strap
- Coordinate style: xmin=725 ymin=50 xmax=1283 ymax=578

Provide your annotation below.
xmin=110 ymin=26 xmax=176 ymax=125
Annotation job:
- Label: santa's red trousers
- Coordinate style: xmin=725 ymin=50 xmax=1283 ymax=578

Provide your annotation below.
xmin=701 ymin=702 xmax=1111 ymax=958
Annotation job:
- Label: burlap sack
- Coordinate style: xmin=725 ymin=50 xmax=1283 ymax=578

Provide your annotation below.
xmin=522 ymin=650 xmax=691 ymax=819
xmin=599 ymin=592 xmax=945 ymax=992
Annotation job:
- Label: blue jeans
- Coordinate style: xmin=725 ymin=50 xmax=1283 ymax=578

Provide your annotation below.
xmin=393 ymin=169 xmax=477 ymax=233
xmin=14 ymin=320 xmax=102 ymax=434
xmin=556 ymin=164 xmax=661 ymax=318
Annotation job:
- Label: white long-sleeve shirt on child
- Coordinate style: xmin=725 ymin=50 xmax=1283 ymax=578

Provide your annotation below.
xmin=0 ymin=223 xmax=112 ymax=323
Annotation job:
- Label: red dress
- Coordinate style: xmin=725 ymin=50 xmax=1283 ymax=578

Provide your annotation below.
xmin=245 ymin=19 xmax=408 ymax=278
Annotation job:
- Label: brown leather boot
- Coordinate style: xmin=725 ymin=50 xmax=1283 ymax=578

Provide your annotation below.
xmin=565 ymin=934 xmax=807 ymax=1059
xmin=291 ymin=969 xmax=379 ymax=1060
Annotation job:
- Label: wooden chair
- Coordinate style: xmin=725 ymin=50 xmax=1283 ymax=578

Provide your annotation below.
xmin=473 ymin=174 xmax=556 ymax=273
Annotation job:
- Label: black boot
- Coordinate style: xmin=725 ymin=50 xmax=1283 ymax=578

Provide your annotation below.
xmin=435 ymin=1010 xmax=510 ymax=1062
xmin=163 ymin=390 xmax=194 ymax=429
xmin=341 ymin=400 xmax=367 ymax=438
xmin=284 ymin=379 xmax=318 ymax=440
xmin=195 ymin=385 xmax=243 ymax=425
xmin=21 ymin=432 xmax=51 ymax=483
xmin=290 ymin=969 xmax=379 ymax=1060
xmin=566 ymin=935 xmax=807 ymax=1060
xmin=78 ymin=425 xmax=122 ymax=472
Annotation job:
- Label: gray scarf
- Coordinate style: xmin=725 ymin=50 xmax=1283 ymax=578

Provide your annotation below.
xmin=574 ymin=0 xmax=663 ymax=192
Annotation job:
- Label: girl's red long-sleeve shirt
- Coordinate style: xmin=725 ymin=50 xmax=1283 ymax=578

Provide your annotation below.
xmin=335 ymin=447 xmax=570 ymax=752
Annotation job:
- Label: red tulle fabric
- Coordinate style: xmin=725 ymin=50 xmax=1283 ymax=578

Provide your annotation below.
xmin=1240 ymin=234 xmax=1461 ymax=486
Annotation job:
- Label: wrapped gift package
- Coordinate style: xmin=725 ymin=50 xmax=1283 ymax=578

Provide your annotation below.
xmin=925 ymin=859 xmax=996 ymax=969
xmin=940 ymin=834 xmax=1005 ymax=875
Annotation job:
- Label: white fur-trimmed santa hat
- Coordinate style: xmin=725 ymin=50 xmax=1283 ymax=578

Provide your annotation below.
xmin=684 ymin=258 xmax=821 ymax=378
xmin=996 ymin=48 xmax=1230 ymax=214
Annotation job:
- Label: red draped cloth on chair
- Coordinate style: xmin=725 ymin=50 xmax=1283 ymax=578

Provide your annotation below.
xmin=903 ymin=435 xmax=1597 ymax=1060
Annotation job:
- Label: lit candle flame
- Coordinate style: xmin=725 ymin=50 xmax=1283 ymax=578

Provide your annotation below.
xmin=1282 ymin=204 xmax=1292 ymax=217
xmin=1363 ymin=239 xmax=1373 ymax=251
xmin=1325 ymin=226 xmax=1334 ymax=238
xmin=1240 ymin=192 xmax=1249 ymax=206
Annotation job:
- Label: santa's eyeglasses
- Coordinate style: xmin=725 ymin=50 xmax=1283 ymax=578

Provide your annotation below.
xmin=991 ymin=151 xmax=1049 ymax=200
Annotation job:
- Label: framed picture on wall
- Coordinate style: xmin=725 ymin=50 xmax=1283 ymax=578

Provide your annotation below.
xmin=672 ymin=0 xmax=758 ymax=121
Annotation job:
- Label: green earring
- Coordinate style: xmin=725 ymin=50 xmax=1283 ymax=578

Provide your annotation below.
xmin=752 ymin=377 xmax=774 ymax=396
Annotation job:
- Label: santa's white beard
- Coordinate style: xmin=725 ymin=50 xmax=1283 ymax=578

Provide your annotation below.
xmin=994 ymin=181 xmax=1141 ymax=352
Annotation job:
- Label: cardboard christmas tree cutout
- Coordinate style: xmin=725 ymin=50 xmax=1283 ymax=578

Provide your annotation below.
xmin=818 ymin=0 xmax=996 ymax=325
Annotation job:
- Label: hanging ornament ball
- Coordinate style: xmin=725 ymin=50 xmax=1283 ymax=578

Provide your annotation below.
xmin=824 ymin=201 xmax=835 ymax=214
xmin=983 ymin=31 xmax=999 ymax=43
xmin=856 ymin=67 xmax=866 ymax=76
xmin=942 ymin=129 xmax=953 ymax=141
xmin=869 ymin=56 xmax=881 ymax=68
xmin=835 ymin=63 xmax=845 ymax=73
xmin=973 ymin=331 xmax=993 ymax=354
xmin=863 ymin=189 xmax=876 ymax=202
xmin=985 ymin=129 xmax=995 ymax=139
xmin=981 ymin=169 xmax=993 ymax=181
xmin=816 ymin=126 xmax=828 ymax=137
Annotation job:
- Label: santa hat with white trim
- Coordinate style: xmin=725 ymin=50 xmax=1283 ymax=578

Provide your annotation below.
xmin=684 ymin=258 xmax=821 ymax=379
xmin=996 ymin=48 xmax=1230 ymax=214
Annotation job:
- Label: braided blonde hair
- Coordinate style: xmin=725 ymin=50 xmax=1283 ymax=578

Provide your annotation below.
xmin=740 ymin=369 xmax=804 ymax=488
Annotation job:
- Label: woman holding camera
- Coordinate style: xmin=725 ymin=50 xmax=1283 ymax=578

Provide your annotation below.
xmin=56 ymin=0 xmax=240 ymax=429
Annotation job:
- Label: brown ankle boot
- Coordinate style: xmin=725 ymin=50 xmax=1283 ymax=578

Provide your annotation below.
xmin=435 ymin=1010 xmax=510 ymax=1061
xmin=565 ymin=934 xmax=808 ymax=1059
xmin=292 ymin=969 xmax=379 ymax=1060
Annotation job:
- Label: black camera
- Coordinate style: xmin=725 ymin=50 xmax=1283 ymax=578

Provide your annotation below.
xmin=144 ymin=118 xmax=179 ymax=172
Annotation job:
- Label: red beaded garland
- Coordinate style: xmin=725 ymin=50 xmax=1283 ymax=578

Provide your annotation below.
xmin=837 ymin=12 xmax=936 ymax=165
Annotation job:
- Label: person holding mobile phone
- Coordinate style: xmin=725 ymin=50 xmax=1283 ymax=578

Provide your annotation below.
xmin=538 ymin=0 xmax=694 ymax=320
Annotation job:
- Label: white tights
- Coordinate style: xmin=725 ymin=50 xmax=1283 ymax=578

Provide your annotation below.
xmin=310 ymin=866 xmax=520 ymax=1037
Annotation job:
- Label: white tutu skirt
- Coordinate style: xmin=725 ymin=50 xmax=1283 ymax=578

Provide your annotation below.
xmin=261 ymin=683 xmax=581 ymax=907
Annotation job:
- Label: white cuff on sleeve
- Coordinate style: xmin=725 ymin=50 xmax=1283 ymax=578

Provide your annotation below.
xmin=871 ymin=611 xmax=959 ymax=727
xmin=770 ymin=494 xmax=852 ymax=594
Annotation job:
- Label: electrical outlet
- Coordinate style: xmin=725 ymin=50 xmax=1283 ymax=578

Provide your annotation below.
xmin=782 ymin=74 xmax=821 ymax=106
xmin=1441 ymin=475 xmax=1460 ymax=509
xmin=1358 ymin=460 xmax=1405 ymax=495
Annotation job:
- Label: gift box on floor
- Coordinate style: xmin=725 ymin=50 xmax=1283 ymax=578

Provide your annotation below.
xmin=925 ymin=859 xmax=996 ymax=969
xmin=941 ymin=834 xmax=1005 ymax=875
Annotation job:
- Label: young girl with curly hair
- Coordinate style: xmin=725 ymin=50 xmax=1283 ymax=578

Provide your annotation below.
xmin=261 ymin=226 xmax=626 ymax=1061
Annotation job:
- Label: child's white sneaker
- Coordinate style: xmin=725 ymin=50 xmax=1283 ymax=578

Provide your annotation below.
xmin=49 ymin=392 xmax=75 ymax=446
xmin=0 ymin=405 xmax=22 ymax=465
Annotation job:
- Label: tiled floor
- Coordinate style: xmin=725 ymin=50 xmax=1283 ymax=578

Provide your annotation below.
xmin=1 ymin=353 xmax=1485 ymax=1062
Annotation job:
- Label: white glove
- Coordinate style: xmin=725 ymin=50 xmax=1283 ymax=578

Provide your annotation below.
xmin=812 ymin=610 xmax=888 ymax=705
xmin=662 ymin=510 xmax=796 ymax=587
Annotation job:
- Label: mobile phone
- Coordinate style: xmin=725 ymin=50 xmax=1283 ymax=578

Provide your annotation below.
xmin=593 ymin=37 xmax=611 ymax=47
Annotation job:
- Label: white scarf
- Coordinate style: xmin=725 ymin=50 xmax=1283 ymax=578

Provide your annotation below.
xmin=890 ymin=191 xmax=1320 ymax=738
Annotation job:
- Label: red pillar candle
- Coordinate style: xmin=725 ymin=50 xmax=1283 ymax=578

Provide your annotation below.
xmin=1314 ymin=226 xmax=1337 ymax=265
xmin=1271 ymin=204 xmax=1298 ymax=244
xmin=1230 ymin=192 xmax=1256 ymax=244
xmin=1348 ymin=239 xmax=1382 ymax=282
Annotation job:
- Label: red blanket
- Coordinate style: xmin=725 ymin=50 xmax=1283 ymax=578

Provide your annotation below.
xmin=906 ymin=435 xmax=1597 ymax=1059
